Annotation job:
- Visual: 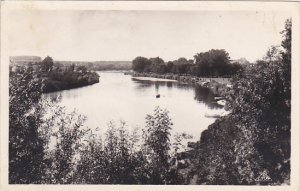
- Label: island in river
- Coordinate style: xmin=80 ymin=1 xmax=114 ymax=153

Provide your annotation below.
xmin=10 ymin=56 xmax=100 ymax=93
xmin=41 ymin=70 xmax=99 ymax=93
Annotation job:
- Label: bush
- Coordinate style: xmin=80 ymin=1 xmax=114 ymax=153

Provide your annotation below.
xmin=9 ymin=68 xmax=46 ymax=183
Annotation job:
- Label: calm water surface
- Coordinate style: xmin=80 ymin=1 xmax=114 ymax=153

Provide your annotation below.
xmin=44 ymin=71 xmax=225 ymax=141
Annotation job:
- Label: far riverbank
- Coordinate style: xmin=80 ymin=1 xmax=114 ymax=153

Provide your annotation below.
xmin=128 ymin=72 xmax=232 ymax=98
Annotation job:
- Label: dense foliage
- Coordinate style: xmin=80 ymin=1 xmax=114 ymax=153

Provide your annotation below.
xmin=194 ymin=18 xmax=291 ymax=185
xmin=132 ymin=49 xmax=243 ymax=77
xmin=9 ymin=67 xmax=46 ymax=183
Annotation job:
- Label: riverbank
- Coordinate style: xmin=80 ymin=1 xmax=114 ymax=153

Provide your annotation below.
xmin=41 ymin=71 xmax=100 ymax=93
xmin=131 ymin=72 xmax=232 ymax=97
xmin=174 ymin=116 xmax=235 ymax=184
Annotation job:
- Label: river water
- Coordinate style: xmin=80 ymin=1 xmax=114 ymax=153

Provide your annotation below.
xmin=44 ymin=71 xmax=225 ymax=142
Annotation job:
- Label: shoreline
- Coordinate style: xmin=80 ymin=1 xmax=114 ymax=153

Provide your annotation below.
xmin=132 ymin=76 xmax=177 ymax=82
xmin=131 ymin=72 xmax=232 ymax=97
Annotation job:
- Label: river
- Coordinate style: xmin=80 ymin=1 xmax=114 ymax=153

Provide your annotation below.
xmin=44 ymin=71 xmax=225 ymax=142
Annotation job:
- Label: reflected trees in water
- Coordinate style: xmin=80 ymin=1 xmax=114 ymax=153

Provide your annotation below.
xmin=194 ymin=85 xmax=223 ymax=109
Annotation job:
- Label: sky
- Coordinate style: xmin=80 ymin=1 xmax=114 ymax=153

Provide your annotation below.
xmin=7 ymin=10 xmax=291 ymax=62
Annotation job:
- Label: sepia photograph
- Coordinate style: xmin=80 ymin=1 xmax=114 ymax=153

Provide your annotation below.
xmin=0 ymin=1 xmax=299 ymax=190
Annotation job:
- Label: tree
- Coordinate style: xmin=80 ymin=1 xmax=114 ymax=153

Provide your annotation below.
xmin=149 ymin=57 xmax=165 ymax=66
xmin=142 ymin=107 xmax=172 ymax=184
xmin=263 ymin=46 xmax=282 ymax=63
xmin=194 ymin=49 xmax=231 ymax=77
xmin=172 ymin=57 xmax=192 ymax=74
xmin=45 ymin=110 xmax=87 ymax=184
xmin=166 ymin=61 xmax=174 ymax=73
xmin=149 ymin=57 xmax=166 ymax=74
xmin=9 ymin=67 xmax=46 ymax=183
xmin=40 ymin=56 xmax=54 ymax=72
xmin=280 ymin=18 xmax=291 ymax=104
xmin=132 ymin=56 xmax=151 ymax=72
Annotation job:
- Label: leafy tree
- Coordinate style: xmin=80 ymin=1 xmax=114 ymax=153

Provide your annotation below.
xmin=74 ymin=121 xmax=149 ymax=184
xmin=194 ymin=49 xmax=231 ymax=77
xmin=40 ymin=56 xmax=54 ymax=72
xmin=263 ymin=46 xmax=282 ymax=63
xmin=9 ymin=67 xmax=46 ymax=183
xmin=166 ymin=61 xmax=174 ymax=73
xmin=149 ymin=57 xmax=165 ymax=66
xmin=45 ymin=110 xmax=87 ymax=184
xmin=142 ymin=107 xmax=172 ymax=184
xmin=132 ymin=56 xmax=151 ymax=72
xmin=149 ymin=57 xmax=166 ymax=74
xmin=75 ymin=130 xmax=106 ymax=184
xmin=280 ymin=18 xmax=291 ymax=104
xmin=172 ymin=57 xmax=193 ymax=74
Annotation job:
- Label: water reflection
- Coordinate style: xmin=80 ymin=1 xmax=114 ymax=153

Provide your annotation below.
xmin=132 ymin=78 xmax=175 ymax=89
xmin=194 ymin=85 xmax=223 ymax=109
xmin=44 ymin=84 xmax=94 ymax=101
xmin=176 ymin=83 xmax=193 ymax=90
xmin=132 ymin=77 xmax=222 ymax=109
xmin=132 ymin=78 xmax=194 ymax=91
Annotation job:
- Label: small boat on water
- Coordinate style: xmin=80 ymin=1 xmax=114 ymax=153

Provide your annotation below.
xmin=156 ymin=94 xmax=160 ymax=98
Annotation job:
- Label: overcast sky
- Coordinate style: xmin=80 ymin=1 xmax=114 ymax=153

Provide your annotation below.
xmin=7 ymin=10 xmax=291 ymax=62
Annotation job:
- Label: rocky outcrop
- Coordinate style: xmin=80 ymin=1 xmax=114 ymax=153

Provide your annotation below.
xmin=175 ymin=116 xmax=236 ymax=184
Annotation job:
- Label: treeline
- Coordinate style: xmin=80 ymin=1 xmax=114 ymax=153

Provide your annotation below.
xmin=9 ymin=67 xmax=191 ymax=184
xmin=132 ymin=49 xmax=243 ymax=77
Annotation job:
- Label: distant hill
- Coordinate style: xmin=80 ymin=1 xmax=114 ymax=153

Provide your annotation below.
xmin=93 ymin=61 xmax=132 ymax=70
xmin=10 ymin=56 xmax=42 ymax=65
xmin=9 ymin=56 xmax=132 ymax=70
xmin=56 ymin=60 xmax=132 ymax=70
